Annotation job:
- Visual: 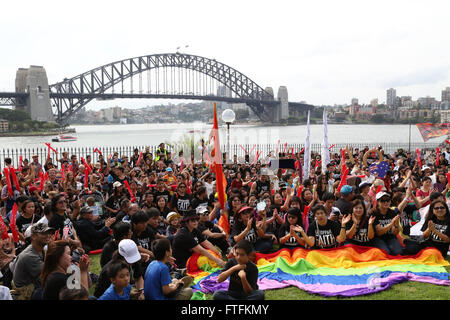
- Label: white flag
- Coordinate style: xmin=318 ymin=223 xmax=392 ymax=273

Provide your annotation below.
xmin=322 ymin=108 xmax=330 ymax=172
xmin=303 ymin=110 xmax=311 ymax=181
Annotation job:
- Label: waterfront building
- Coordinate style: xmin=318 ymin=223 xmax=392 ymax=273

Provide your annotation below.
xmin=387 ymin=88 xmax=396 ymax=107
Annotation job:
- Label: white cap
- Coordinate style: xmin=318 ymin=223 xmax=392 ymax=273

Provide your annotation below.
xmin=376 ymin=192 xmax=390 ymax=200
xmin=113 ymin=181 xmax=122 ymax=188
xmin=118 ymin=239 xmax=141 ymax=264
xmin=166 ymin=211 xmax=181 ymax=221
xmin=421 ymin=165 xmax=431 ymax=171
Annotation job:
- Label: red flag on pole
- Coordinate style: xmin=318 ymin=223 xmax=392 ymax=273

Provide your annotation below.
xmin=4 ymin=168 xmax=13 ymax=196
xmin=123 ymin=180 xmax=136 ymax=203
xmin=209 ymin=102 xmax=226 ymax=210
xmin=136 ymin=151 xmax=143 ymax=167
xmin=10 ymin=168 xmax=21 ymax=193
xmin=302 ymin=205 xmax=310 ymax=233
xmin=416 ymin=148 xmax=422 ymax=168
xmin=436 ymin=147 xmax=440 ymax=166
xmin=10 ymin=203 xmax=19 ymax=243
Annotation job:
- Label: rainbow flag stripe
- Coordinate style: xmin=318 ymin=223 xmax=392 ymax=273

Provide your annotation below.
xmin=186 ymin=244 xmax=450 ymax=297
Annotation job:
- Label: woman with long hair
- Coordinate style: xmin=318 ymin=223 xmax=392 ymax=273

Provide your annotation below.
xmin=41 ymin=240 xmax=90 ymax=300
xmin=344 ymin=199 xmax=376 ymax=246
xmin=404 ymin=199 xmax=450 ymax=257
xmin=370 ymin=192 xmax=403 ymax=256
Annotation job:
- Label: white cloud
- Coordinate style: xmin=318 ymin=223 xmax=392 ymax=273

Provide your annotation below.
xmin=0 ymin=0 xmax=449 ymax=108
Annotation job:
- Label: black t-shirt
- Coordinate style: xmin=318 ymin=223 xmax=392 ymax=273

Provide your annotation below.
xmin=255 ymin=180 xmax=271 ymax=195
xmin=221 ymin=258 xmax=259 ymax=298
xmin=48 ymin=212 xmax=74 ymax=239
xmin=372 ymin=208 xmax=398 ymax=240
xmin=153 ymin=190 xmax=171 ymax=204
xmin=105 ymin=195 xmax=121 ymax=217
xmin=307 ymin=219 xmax=341 ymax=249
xmin=132 ymin=225 xmax=155 ymax=250
xmin=172 ymin=226 xmax=206 ymax=269
xmin=421 ymin=216 xmax=450 ymax=255
xmin=15 ymin=215 xmax=36 ymax=234
xmin=335 ymin=198 xmax=352 ymax=216
xmin=43 ymin=272 xmax=69 ymax=300
xmin=100 ymin=239 xmax=118 ymax=268
xmin=278 ymin=223 xmax=304 ymax=248
xmin=170 ymin=194 xmax=192 ymax=216
xmin=190 ymin=197 xmax=209 ymax=210
xmin=345 ymin=218 xmax=372 ymax=244
xmin=230 ymin=219 xmax=259 ymax=245
xmin=197 ymin=221 xmax=218 ymax=238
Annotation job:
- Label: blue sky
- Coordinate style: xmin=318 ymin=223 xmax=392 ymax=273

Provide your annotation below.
xmin=1 ymin=0 xmax=449 ymax=110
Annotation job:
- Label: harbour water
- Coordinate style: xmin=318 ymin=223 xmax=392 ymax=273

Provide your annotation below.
xmin=0 ymin=123 xmax=445 ymax=149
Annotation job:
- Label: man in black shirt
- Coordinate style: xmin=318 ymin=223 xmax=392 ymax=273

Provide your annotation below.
xmin=335 ymin=185 xmax=354 ymax=216
xmin=213 ymin=240 xmax=264 ymax=300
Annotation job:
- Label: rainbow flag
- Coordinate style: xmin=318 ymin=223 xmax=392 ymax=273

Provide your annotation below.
xmin=186 ymin=244 xmax=450 ymax=298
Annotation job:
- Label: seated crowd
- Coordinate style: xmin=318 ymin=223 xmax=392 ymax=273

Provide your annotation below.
xmin=0 ymin=143 xmax=449 ymax=300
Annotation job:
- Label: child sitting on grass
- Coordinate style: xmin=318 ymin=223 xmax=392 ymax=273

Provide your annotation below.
xmin=144 ymin=238 xmax=193 ymax=300
xmin=98 ymin=260 xmax=134 ymax=300
xmin=213 ymin=239 xmax=265 ymax=300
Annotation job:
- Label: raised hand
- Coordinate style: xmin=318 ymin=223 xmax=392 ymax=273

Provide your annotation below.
xmin=247 ymin=217 xmax=253 ymax=229
xmin=369 ymin=215 xmax=376 ymax=225
xmin=341 ymin=214 xmax=351 ymax=226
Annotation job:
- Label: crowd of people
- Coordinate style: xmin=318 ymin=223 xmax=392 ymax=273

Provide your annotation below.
xmin=0 ymin=142 xmax=449 ymax=301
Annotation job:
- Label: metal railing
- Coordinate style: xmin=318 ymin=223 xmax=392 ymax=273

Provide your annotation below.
xmin=0 ymin=142 xmax=442 ymax=168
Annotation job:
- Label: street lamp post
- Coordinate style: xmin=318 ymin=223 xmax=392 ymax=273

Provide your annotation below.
xmin=222 ymin=109 xmax=235 ymax=164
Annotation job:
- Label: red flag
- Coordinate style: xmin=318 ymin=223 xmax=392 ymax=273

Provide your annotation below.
xmin=10 ymin=168 xmax=21 ymax=193
xmin=436 ymin=147 xmax=440 ymax=166
xmin=416 ymin=148 xmax=422 ymax=168
xmin=136 ymin=151 xmax=143 ymax=166
xmin=296 ymin=185 xmax=304 ymax=198
xmin=302 ymin=205 xmax=310 ymax=233
xmin=218 ymin=213 xmax=230 ymax=237
xmin=39 ymin=171 xmax=45 ymax=192
xmin=209 ymin=103 xmax=226 ymax=210
xmin=337 ymin=167 xmax=349 ymax=192
xmin=123 ymin=180 xmax=136 ymax=203
xmin=18 ymin=156 xmax=23 ymax=171
xmin=81 ymin=157 xmax=92 ymax=173
xmin=84 ymin=166 xmax=89 ymax=189
xmin=180 ymin=159 xmax=184 ymax=172
xmin=329 ymin=144 xmax=335 ymax=150
xmin=10 ymin=203 xmax=19 ymax=243
xmin=0 ymin=215 xmax=9 ymax=240
xmin=4 ymin=168 xmax=13 ymax=196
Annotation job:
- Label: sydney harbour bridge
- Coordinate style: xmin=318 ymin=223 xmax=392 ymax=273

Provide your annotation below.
xmin=0 ymin=53 xmax=314 ymax=125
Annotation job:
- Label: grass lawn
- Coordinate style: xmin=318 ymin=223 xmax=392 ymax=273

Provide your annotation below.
xmin=88 ymin=254 xmax=450 ymax=300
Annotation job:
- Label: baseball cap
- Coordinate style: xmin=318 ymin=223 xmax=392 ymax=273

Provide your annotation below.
xmin=376 ymin=192 xmax=391 ymax=200
xmin=358 ymin=181 xmax=371 ymax=189
xmin=166 ymin=211 xmax=181 ymax=222
xmin=340 ymin=185 xmax=353 ymax=195
xmin=196 ymin=206 xmax=209 ymax=215
xmin=166 ymin=167 xmax=173 ymax=172
xmin=118 ymin=239 xmax=141 ymax=264
xmin=26 ymin=223 xmax=55 ymax=238
xmin=113 ymin=181 xmax=122 ymax=188
xmin=279 ymin=181 xmax=288 ymax=190
xmin=80 ymin=206 xmax=94 ymax=215
xmin=421 ymin=165 xmax=431 ymax=171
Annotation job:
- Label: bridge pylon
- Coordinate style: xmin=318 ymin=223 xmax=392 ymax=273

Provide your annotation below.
xmin=15 ymin=66 xmax=54 ymax=122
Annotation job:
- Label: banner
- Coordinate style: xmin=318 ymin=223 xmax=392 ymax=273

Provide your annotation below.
xmin=303 ymin=110 xmax=311 ymax=181
xmin=321 ymin=108 xmax=330 ymax=172
xmin=416 ymin=123 xmax=450 ymax=142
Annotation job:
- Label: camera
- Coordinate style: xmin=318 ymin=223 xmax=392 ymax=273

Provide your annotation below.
xmin=71 ymin=249 xmax=82 ymax=263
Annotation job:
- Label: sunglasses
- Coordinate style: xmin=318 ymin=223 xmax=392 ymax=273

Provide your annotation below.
xmin=379 ymin=198 xmax=391 ymax=203
xmin=433 ymin=206 xmax=446 ymax=210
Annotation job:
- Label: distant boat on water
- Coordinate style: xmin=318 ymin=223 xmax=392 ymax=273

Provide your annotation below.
xmin=51 ymin=134 xmax=77 ymax=142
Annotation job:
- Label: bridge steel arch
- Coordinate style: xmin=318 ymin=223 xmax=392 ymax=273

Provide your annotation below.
xmin=49 ymin=53 xmax=276 ymax=124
